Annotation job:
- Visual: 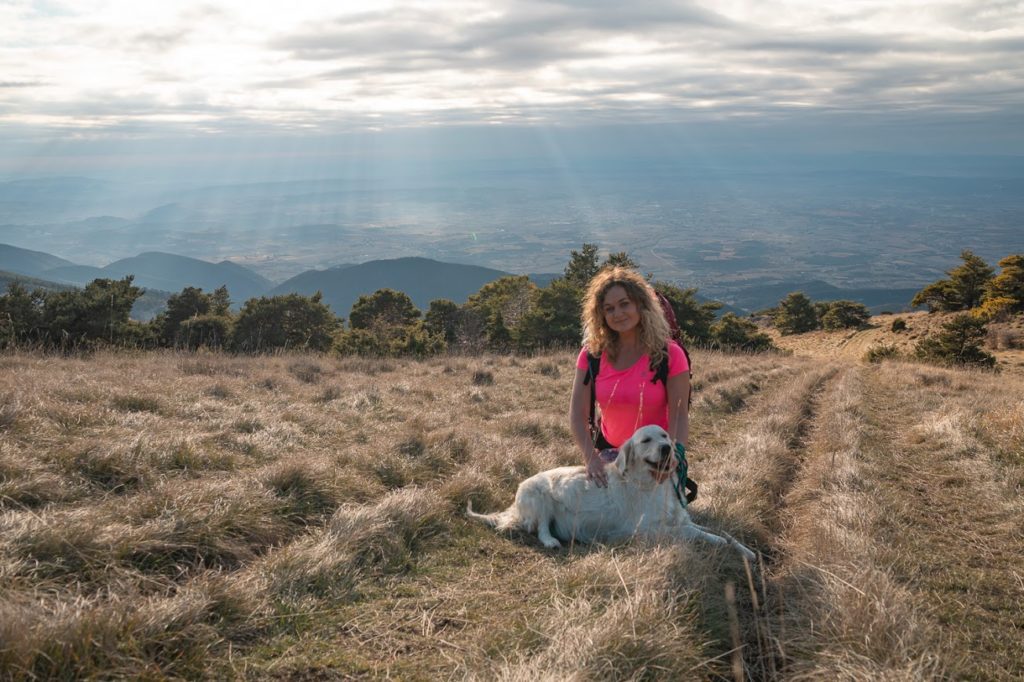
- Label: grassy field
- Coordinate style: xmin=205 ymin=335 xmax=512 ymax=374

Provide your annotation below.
xmin=0 ymin=347 xmax=1021 ymax=679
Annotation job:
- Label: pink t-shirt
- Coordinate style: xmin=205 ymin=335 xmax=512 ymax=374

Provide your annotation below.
xmin=576 ymin=343 xmax=690 ymax=448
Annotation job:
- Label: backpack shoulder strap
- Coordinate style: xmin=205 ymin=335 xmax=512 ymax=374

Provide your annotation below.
xmin=652 ymin=342 xmax=694 ymax=409
xmin=583 ymin=352 xmax=600 ymax=434
xmin=650 ymin=345 xmax=670 ymax=385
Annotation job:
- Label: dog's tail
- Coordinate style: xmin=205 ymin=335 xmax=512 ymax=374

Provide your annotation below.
xmin=465 ymin=499 xmax=520 ymax=531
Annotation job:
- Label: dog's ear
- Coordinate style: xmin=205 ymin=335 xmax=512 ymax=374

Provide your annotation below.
xmin=616 ymin=439 xmax=633 ymax=475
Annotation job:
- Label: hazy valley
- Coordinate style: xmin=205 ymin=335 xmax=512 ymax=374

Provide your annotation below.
xmin=3 ymin=159 xmax=1023 ymax=314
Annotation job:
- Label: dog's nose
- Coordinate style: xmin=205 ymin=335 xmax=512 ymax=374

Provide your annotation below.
xmin=660 ymin=443 xmax=671 ymax=457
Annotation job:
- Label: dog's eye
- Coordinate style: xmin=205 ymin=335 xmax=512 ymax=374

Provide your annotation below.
xmin=641 ymin=438 xmax=651 ymax=443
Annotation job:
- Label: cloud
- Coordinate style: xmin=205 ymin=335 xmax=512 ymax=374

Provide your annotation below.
xmin=0 ymin=0 xmax=1020 ymax=155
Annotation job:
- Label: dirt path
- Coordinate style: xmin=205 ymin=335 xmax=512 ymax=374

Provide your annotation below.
xmin=742 ymin=361 xmax=1024 ymax=679
xmin=858 ymin=365 xmax=1024 ymax=680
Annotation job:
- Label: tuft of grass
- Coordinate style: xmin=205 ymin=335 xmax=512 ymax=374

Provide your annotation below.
xmin=438 ymin=468 xmax=501 ymax=512
xmin=371 ymin=455 xmax=411 ymax=490
xmin=350 ymin=389 xmax=383 ymax=409
xmin=0 ymin=575 xmax=266 ymax=680
xmin=397 ymin=434 xmax=427 ymax=458
xmin=262 ymin=461 xmax=343 ymax=524
xmin=233 ymin=418 xmax=263 ymax=434
xmin=0 ymin=396 xmax=21 ymax=432
xmin=428 ymin=431 xmax=472 ymax=463
xmin=472 ymin=370 xmax=494 ymax=386
xmin=502 ymin=418 xmax=553 ymax=445
xmin=111 ymin=394 xmax=163 ymax=414
xmin=314 ymin=385 xmax=342 ymax=403
xmin=535 ymin=361 xmax=560 ymax=378
xmin=0 ymin=469 xmax=74 ymax=509
xmin=336 ymin=357 xmax=396 ymax=375
xmin=161 ymin=440 xmax=236 ymax=472
xmin=257 ymin=377 xmax=282 ymax=391
xmin=205 ymin=383 xmax=233 ymax=399
xmin=54 ymin=443 xmax=151 ymax=493
xmin=328 ymin=487 xmax=448 ymax=572
xmin=288 ymin=361 xmax=323 ymax=384
xmin=120 ymin=481 xmax=297 ymax=575
xmin=42 ymin=406 xmax=101 ymax=434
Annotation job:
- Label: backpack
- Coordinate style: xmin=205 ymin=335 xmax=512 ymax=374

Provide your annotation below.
xmin=583 ymin=291 xmax=698 ymax=504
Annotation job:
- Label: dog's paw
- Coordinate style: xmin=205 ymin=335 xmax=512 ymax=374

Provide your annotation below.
xmin=540 ymin=537 xmax=562 ymax=549
xmin=735 ymin=543 xmax=756 ymax=562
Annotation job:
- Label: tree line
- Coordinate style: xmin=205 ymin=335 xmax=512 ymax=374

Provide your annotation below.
xmin=4 ymin=246 xmax=1017 ymax=364
xmin=0 ymin=245 xmax=775 ymax=355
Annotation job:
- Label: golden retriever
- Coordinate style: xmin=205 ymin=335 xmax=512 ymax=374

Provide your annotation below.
xmin=467 ymin=425 xmax=755 ymax=559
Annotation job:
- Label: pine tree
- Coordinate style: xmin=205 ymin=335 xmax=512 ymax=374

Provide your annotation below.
xmin=982 ymin=254 xmax=1024 ymax=315
xmin=912 ymin=250 xmax=994 ymax=311
xmin=772 ymin=292 xmax=818 ymax=335
xmin=563 ymin=243 xmax=600 ymax=289
xmin=819 ymin=300 xmax=871 ymax=330
xmin=654 ymin=282 xmax=721 ymax=345
xmin=710 ymin=313 xmax=775 ymax=351
xmin=915 ymin=314 xmax=995 ymax=368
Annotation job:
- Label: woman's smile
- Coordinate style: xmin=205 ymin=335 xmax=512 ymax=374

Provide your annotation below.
xmin=603 ymin=285 xmax=640 ymax=334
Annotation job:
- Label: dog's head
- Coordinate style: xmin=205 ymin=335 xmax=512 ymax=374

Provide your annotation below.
xmin=615 ymin=425 xmax=674 ymax=482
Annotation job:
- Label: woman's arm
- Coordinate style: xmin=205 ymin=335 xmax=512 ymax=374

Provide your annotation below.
xmin=666 ymin=371 xmax=690 ymax=448
xmin=569 ymin=366 xmax=608 ymax=487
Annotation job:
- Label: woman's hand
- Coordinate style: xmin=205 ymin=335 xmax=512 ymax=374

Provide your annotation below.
xmin=585 ymin=450 xmax=608 ymax=488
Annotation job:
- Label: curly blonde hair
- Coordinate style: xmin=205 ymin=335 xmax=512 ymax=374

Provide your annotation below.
xmin=581 ymin=266 xmax=670 ymax=365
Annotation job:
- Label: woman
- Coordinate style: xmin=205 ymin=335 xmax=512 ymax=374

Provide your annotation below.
xmin=569 ymin=267 xmax=690 ymax=488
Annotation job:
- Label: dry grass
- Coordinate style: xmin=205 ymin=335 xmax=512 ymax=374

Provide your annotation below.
xmin=0 ymin=347 xmax=1022 ymax=679
xmin=772 ymin=310 xmax=1024 ymax=376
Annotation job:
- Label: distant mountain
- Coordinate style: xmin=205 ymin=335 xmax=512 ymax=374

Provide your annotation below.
xmin=725 ymin=279 xmax=921 ymax=314
xmin=0 ymin=269 xmax=167 ymax=321
xmin=270 ymin=257 xmax=515 ymax=316
xmin=46 ymin=252 xmax=273 ymax=304
xmin=0 ymin=243 xmax=76 ymax=278
xmin=44 ymin=264 xmax=107 ymax=283
xmin=0 ymin=269 xmax=77 ymax=294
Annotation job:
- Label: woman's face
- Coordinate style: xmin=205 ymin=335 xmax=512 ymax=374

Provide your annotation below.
xmin=602 ymin=285 xmax=641 ymax=335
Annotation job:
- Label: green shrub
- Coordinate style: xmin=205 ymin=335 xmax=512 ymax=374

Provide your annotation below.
xmin=39 ymin=277 xmax=143 ymax=348
xmin=710 ymin=313 xmax=776 ymax=351
xmin=177 ymin=313 xmax=232 ymax=349
xmin=820 ymin=300 xmax=871 ymax=330
xmin=891 ymin=317 xmax=908 ymax=332
xmin=914 ymin=314 xmax=996 ymax=368
xmin=864 ymin=344 xmax=902 ymax=363
xmin=231 ymin=292 xmax=338 ymax=352
xmin=772 ymin=292 xmax=818 ymax=335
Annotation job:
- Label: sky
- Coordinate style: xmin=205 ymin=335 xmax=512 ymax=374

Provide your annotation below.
xmin=1 ymin=0 xmax=1023 ymax=181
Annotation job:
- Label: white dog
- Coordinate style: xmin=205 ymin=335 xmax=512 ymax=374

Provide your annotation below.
xmin=467 ymin=425 xmax=755 ymax=560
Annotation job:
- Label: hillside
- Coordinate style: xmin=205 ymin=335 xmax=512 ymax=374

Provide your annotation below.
xmin=0 ymin=243 xmax=76 ymax=278
xmin=768 ymin=311 xmax=1024 ymax=374
xmin=0 ymin=270 xmax=77 ymax=294
xmin=45 ymin=251 xmax=273 ymax=304
xmin=0 ymin=349 xmax=1021 ymax=678
xmin=270 ymin=256 xmax=515 ymax=316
